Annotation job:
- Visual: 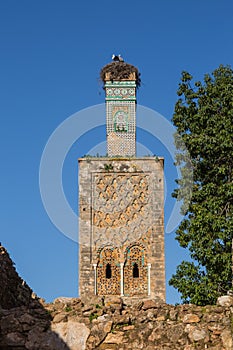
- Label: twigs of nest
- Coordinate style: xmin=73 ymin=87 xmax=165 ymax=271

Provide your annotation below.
xmin=100 ymin=62 xmax=141 ymax=88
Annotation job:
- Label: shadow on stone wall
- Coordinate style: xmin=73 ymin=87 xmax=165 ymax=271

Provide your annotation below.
xmin=0 ymin=245 xmax=70 ymax=350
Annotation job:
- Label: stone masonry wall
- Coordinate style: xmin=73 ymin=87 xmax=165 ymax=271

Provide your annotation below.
xmin=0 ymin=245 xmax=70 ymax=349
xmin=0 ymin=245 xmax=233 ymax=349
xmin=0 ymin=245 xmax=33 ymax=309
xmin=49 ymin=295 xmax=233 ymax=350
xmin=78 ymin=157 xmax=165 ymax=300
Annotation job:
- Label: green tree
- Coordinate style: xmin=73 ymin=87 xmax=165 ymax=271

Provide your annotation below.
xmin=169 ymin=65 xmax=233 ymax=305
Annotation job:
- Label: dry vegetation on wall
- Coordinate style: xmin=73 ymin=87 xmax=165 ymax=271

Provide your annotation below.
xmin=100 ymin=61 xmax=141 ymax=87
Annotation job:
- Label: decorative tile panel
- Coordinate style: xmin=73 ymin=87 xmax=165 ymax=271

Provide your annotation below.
xmin=105 ymin=80 xmax=136 ymax=156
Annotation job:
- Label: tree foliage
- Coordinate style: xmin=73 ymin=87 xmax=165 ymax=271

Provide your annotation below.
xmin=169 ymin=65 xmax=233 ymax=305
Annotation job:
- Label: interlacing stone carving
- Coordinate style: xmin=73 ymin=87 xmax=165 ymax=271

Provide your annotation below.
xmin=92 ymin=173 xmax=152 ymax=247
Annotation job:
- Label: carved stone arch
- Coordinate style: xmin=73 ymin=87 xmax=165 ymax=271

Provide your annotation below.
xmin=96 ymin=244 xmax=112 ymax=263
xmin=123 ymin=241 xmax=147 ymax=262
xmin=96 ymin=245 xmax=120 ymax=295
xmin=123 ymin=242 xmax=148 ymax=296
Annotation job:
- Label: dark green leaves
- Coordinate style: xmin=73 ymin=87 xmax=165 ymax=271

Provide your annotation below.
xmin=169 ymin=65 xmax=233 ymax=305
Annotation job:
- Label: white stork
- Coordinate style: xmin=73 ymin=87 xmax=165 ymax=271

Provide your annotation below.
xmin=112 ymin=54 xmax=124 ymax=62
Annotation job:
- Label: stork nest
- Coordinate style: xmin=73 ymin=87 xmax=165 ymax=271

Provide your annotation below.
xmin=100 ymin=62 xmax=141 ymax=88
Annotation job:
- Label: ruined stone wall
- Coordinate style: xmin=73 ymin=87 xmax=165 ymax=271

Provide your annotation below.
xmin=78 ymin=157 xmax=165 ymax=300
xmin=49 ymin=295 xmax=233 ymax=350
xmin=0 ymin=245 xmax=70 ymax=349
xmin=0 ymin=245 xmax=33 ymax=309
xmin=0 ymin=245 xmax=232 ymax=350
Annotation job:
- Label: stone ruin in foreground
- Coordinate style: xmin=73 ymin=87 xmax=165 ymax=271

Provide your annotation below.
xmin=0 ymin=244 xmax=233 ymax=350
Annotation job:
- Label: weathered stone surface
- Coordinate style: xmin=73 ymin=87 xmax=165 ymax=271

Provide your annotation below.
xmin=208 ymin=324 xmax=225 ymax=333
xmin=123 ymin=325 xmax=135 ymax=331
xmin=166 ymin=324 xmax=185 ymax=343
xmin=148 ymin=327 xmax=163 ymax=342
xmin=97 ymin=314 xmax=109 ymax=322
xmin=183 ymin=313 xmax=201 ymax=323
xmin=52 ymin=321 xmax=90 ymax=350
xmin=0 ymin=245 xmax=71 ymax=350
xmin=86 ymin=320 xmax=113 ymax=348
xmin=53 ymin=297 xmax=80 ymax=304
xmin=221 ymin=329 xmax=233 ymax=350
xmin=5 ymin=332 xmax=25 ymax=346
xmin=0 ymin=245 xmax=33 ymax=308
xmin=104 ymin=296 xmax=123 ymax=312
xmin=169 ymin=307 xmax=178 ymax=321
xmin=217 ymin=295 xmax=233 ymax=307
xmin=104 ymin=331 xmax=125 ymax=344
xmin=103 ymin=320 xmax=113 ymax=333
xmin=104 ymin=296 xmax=122 ymax=306
xmin=25 ymin=328 xmax=69 ymax=350
xmin=53 ymin=312 xmax=67 ymax=323
xmin=188 ymin=328 xmax=209 ymax=342
xmin=142 ymin=299 xmax=159 ymax=310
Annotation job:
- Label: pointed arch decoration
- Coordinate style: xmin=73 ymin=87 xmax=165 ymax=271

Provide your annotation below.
xmin=96 ymin=246 xmax=120 ymax=295
xmin=124 ymin=243 xmax=147 ymax=296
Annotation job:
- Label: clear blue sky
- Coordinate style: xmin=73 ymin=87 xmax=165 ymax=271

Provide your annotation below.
xmin=0 ymin=0 xmax=232 ymax=304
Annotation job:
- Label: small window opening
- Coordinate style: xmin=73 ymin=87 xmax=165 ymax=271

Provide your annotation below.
xmin=133 ymin=263 xmax=139 ymax=278
xmin=106 ymin=263 xmax=112 ymax=279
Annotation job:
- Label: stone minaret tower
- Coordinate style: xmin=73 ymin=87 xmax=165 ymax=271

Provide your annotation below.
xmin=78 ymin=58 xmax=165 ymax=300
